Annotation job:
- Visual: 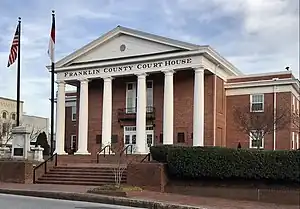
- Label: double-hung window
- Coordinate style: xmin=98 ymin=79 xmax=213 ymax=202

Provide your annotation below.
xmin=126 ymin=81 xmax=153 ymax=113
xmin=250 ymin=94 xmax=264 ymax=112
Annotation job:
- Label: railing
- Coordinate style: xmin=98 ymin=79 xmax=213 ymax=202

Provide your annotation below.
xmin=122 ymin=144 xmax=133 ymax=156
xmin=117 ymin=106 xmax=156 ymax=121
xmin=96 ymin=145 xmax=111 ymax=163
xmin=141 ymin=153 xmax=151 ymax=162
xmin=33 ymin=153 xmax=57 ymax=184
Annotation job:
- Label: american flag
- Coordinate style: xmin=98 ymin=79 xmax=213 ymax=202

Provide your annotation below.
xmin=7 ymin=24 xmax=20 ymax=68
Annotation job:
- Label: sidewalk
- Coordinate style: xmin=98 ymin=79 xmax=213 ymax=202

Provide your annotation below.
xmin=0 ymin=183 xmax=298 ymax=209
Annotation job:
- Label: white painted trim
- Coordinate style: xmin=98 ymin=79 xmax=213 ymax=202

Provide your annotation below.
xmin=249 ymin=130 xmax=264 ymax=149
xmin=70 ymin=135 xmax=76 ymax=149
xmin=125 ymin=82 xmax=137 ymax=113
xmin=250 ymin=94 xmax=264 ymax=112
xmin=226 ymin=84 xmax=297 ymax=96
xmin=54 ymin=49 xmax=241 ymax=82
xmin=53 ymin=25 xmax=200 ymax=68
xmin=71 ymin=106 xmax=76 ymax=121
xmin=228 ymin=71 xmax=292 ymax=79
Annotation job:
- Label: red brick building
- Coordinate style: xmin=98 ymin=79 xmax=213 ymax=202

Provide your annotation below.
xmin=51 ymin=26 xmax=300 ymax=157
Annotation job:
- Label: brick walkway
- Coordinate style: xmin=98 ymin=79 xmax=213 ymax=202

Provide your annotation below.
xmin=0 ymin=183 xmax=298 ymax=209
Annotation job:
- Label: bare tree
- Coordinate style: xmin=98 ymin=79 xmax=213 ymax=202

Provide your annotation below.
xmin=109 ymin=143 xmax=136 ymax=188
xmin=0 ymin=120 xmax=45 ymax=147
xmin=0 ymin=120 xmax=15 ymax=146
xmin=233 ymin=103 xmax=291 ymax=149
xmin=292 ymin=111 xmax=300 ymax=129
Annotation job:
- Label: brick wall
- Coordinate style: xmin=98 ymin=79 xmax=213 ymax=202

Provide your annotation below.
xmin=0 ymin=161 xmax=34 ymax=183
xmin=226 ymin=92 xmax=293 ymax=150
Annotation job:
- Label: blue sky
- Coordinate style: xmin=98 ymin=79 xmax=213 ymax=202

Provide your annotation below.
xmin=0 ymin=0 xmax=299 ymax=120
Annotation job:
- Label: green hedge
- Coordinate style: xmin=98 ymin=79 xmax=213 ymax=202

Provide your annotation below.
xmin=150 ymin=146 xmax=300 ymax=183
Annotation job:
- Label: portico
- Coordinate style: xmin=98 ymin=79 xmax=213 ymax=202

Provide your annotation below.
xmin=51 ymin=26 xmax=241 ymax=156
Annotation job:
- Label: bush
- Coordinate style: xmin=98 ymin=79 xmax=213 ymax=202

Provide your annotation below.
xmin=35 ymin=132 xmax=50 ymax=156
xmin=167 ymin=146 xmax=300 ymax=183
xmin=150 ymin=145 xmax=176 ymax=163
xmin=151 ymin=145 xmax=300 ymax=183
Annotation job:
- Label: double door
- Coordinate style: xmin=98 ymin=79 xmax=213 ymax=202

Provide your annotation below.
xmin=124 ymin=126 xmax=154 ymax=153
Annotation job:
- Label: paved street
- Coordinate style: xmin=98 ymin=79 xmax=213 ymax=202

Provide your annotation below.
xmin=0 ymin=194 xmax=145 ymax=209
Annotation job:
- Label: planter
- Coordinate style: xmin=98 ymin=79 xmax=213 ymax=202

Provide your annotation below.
xmin=87 ymin=185 xmax=142 ymax=197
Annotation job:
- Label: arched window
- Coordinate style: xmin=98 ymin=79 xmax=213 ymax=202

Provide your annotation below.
xmin=11 ymin=113 xmax=16 ymax=120
xmin=2 ymin=111 xmax=7 ymax=119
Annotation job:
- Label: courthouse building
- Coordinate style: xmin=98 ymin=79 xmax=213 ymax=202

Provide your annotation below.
xmin=51 ymin=26 xmax=300 ymax=157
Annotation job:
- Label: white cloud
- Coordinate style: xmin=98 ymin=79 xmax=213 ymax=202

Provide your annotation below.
xmin=0 ymin=0 xmax=298 ymax=124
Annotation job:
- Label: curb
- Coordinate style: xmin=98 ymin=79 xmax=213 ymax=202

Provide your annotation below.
xmin=0 ymin=189 xmax=206 ymax=209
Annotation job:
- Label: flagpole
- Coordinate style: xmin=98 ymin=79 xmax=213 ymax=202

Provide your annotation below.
xmin=16 ymin=17 xmax=21 ymax=127
xmin=50 ymin=10 xmax=55 ymax=156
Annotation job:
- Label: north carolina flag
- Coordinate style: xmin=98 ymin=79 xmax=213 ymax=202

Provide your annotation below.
xmin=48 ymin=11 xmax=55 ymax=63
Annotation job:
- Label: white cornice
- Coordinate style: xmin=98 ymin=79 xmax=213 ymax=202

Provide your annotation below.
xmin=225 ymin=78 xmax=300 ymax=96
xmin=227 ymin=71 xmax=292 ymax=79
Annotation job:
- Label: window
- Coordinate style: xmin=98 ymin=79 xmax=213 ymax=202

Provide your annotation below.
xmin=249 ymin=130 xmax=264 ymax=149
xmin=177 ymin=132 xmax=185 ymax=143
xmin=292 ymin=132 xmax=295 ymax=150
xmin=71 ymin=135 xmax=76 ymax=149
xmin=11 ymin=113 xmax=16 ymax=120
xmin=292 ymin=96 xmax=296 ymax=113
xmin=71 ymin=106 xmax=76 ymax=121
xmin=250 ymin=94 xmax=264 ymax=112
xmin=146 ymin=81 xmax=153 ymax=112
xmin=2 ymin=111 xmax=7 ymax=119
xmin=126 ymin=82 xmax=137 ymax=113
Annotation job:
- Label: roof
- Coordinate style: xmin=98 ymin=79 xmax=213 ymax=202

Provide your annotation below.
xmin=0 ymin=96 xmax=24 ymax=103
xmin=54 ymin=25 xmax=204 ymax=68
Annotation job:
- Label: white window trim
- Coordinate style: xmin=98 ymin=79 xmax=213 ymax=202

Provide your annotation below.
xmin=250 ymin=94 xmax=264 ymax=112
xmin=292 ymin=132 xmax=295 ymax=150
xmin=249 ymin=130 xmax=264 ymax=149
xmin=146 ymin=80 xmax=153 ymax=112
xmin=71 ymin=135 xmax=76 ymax=149
xmin=71 ymin=106 xmax=76 ymax=121
xmin=126 ymin=82 xmax=137 ymax=113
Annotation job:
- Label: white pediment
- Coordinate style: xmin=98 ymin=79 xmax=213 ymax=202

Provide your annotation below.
xmin=73 ymin=34 xmax=182 ymax=64
xmin=55 ymin=26 xmax=200 ymax=68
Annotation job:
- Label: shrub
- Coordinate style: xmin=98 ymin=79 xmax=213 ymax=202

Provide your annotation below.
xmin=150 ymin=145 xmax=176 ymax=163
xmin=35 ymin=132 xmax=50 ymax=156
xmin=163 ymin=146 xmax=300 ymax=183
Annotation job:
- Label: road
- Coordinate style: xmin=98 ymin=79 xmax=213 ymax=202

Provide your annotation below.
xmin=0 ymin=193 xmax=146 ymax=209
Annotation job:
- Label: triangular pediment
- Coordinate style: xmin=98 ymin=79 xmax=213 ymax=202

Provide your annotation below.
xmin=55 ymin=26 xmax=200 ymax=68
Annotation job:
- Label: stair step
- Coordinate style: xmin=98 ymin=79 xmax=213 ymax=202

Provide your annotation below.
xmin=35 ymin=180 xmax=109 ymax=186
xmin=42 ymin=174 xmax=127 ymax=180
xmin=44 ymin=173 xmax=127 ymax=178
xmin=39 ymin=177 xmax=126 ymax=182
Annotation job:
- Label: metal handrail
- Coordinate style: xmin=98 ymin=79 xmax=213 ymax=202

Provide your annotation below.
xmin=122 ymin=144 xmax=133 ymax=156
xmin=96 ymin=145 xmax=111 ymax=163
xmin=33 ymin=153 xmax=57 ymax=183
xmin=140 ymin=153 xmax=151 ymax=162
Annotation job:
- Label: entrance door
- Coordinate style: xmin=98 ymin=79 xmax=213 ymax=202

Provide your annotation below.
xmin=124 ymin=126 xmax=154 ymax=153
xmin=124 ymin=126 xmax=137 ymax=153
xmin=146 ymin=131 xmax=154 ymax=153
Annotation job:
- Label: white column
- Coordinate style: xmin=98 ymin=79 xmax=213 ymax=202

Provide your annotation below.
xmin=75 ymin=79 xmax=90 ymax=155
xmin=193 ymin=67 xmax=205 ymax=146
xmin=136 ymin=73 xmax=147 ymax=154
xmin=101 ymin=77 xmax=113 ymax=148
xmin=54 ymin=81 xmax=67 ymax=155
xmin=163 ymin=70 xmax=174 ymax=145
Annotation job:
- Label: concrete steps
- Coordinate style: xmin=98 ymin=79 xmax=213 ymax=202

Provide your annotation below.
xmin=35 ymin=165 xmax=127 ymax=186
